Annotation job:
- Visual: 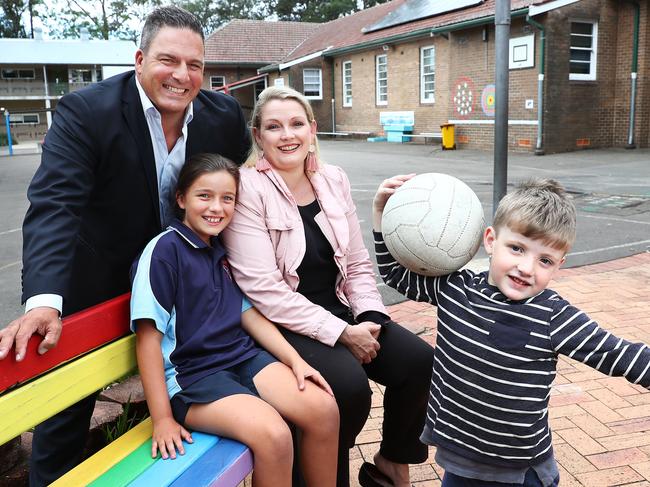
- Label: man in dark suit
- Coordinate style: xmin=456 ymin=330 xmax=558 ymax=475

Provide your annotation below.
xmin=0 ymin=6 xmax=251 ymax=485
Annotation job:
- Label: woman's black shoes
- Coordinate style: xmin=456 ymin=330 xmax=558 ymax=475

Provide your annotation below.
xmin=358 ymin=462 xmax=395 ymax=487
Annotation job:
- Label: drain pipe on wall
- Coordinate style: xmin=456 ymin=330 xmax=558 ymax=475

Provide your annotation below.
xmin=330 ymin=57 xmax=337 ymax=133
xmin=625 ymin=0 xmax=640 ymax=149
xmin=526 ymin=15 xmax=545 ymax=155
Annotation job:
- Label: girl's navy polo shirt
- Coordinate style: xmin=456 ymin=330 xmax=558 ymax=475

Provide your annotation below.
xmin=130 ymin=220 xmax=260 ymax=398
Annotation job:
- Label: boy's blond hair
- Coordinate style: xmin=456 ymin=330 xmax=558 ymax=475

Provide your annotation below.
xmin=245 ymin=86 xmax=320 ymax=169
xmin=493 ymin=178 xmax=576 ymax=251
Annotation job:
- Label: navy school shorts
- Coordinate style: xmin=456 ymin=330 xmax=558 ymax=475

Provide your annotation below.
xmin=170 ymin=350 xmax=277 ymax=425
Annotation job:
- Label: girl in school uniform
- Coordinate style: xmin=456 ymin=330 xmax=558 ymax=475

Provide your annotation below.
xmin=130 ymin=153 xmax=339 ymax=487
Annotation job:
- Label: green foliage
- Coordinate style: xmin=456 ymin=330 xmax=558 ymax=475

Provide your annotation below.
xmin=45 ymin=0 xmax=161 ymax=41
xmin=1 ymin=0 xmax=27 ymax=37
xmin=180 ymin=0 xmax=273 ymax=35
xmin=275 ymin=0 xmax=390 ymax=22
xmin=0 ymin=132 xmax=18 ymax=146
xmin=100 ymin=396 xmax=149 ymax=443
xmin=1 ymin=0 xmax=46 ymax=38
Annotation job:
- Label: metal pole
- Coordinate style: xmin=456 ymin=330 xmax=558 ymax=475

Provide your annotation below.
xmin=4 ymin=110 xmax=13 ymax=156
xmin=493 ymin=0 xmax=510 ymax=214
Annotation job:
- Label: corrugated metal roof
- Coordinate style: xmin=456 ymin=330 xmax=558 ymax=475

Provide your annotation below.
xmin=282 ymin=0 xmax=550 ymax=63
xmin=0 ymin=38 xmax=136 ymax=65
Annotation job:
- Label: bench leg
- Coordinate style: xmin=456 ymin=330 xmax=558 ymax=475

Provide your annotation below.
xmin=30 ymin=393 xmax=98 ymax=486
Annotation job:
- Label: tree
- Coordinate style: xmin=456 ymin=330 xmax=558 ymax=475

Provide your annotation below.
xmin=45 ymin=0 xmax=160 ymax=41
xmin=180 ymin=0 xmax=273 ymax=35
xmin=274 ymin=0 xmax=390 ymax=23
xmin=1 ymin=0 xmax=27 ymax=37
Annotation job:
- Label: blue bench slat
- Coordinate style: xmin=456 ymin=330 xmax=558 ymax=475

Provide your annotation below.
xmin=169 ymin=438 xmax=252 ymax=487
xmin=127 ymin=432 xmax=219 ymax=487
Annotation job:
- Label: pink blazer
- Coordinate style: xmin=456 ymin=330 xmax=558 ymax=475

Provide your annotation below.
xmin=221 ymin=163 xmax=387 ymax=346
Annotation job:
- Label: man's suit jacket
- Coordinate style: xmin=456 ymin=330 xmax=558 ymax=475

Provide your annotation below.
xmin=22 ymin=71 xmax=251 ymax=316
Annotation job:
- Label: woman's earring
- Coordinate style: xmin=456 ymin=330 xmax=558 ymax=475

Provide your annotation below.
xmin=306 ymin=144 xmax=318 ymax=171
xmin=255 ymin=151 xmax=272 ymax=171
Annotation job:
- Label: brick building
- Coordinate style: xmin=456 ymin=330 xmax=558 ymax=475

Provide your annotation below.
xmin=257 ymin=0 xmax=650 ymax=153
xmin=204 ymin=19 xmax=319 ymax=120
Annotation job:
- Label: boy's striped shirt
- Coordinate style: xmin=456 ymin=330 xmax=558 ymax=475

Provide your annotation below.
xmin=374 ymin=232 xmax=650 ymax=467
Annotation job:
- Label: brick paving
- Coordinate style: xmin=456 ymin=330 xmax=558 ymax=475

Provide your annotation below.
xmin=351 ymin=253 xmax=650 ymax=486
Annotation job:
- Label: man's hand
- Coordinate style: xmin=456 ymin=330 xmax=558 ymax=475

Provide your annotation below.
xmin=0 ymin=307 xmax=62 ymax=361
xmin=338 ymin=322 xmax=381 ymax=364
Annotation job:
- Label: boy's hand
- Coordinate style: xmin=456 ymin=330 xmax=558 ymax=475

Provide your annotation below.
xmin=372 ymin=174 xmax=416 ymax=231
xmin=152 ymin=416 xmax=193 ymax=459
xmin=339 ymin=323 xmax=381 ymax=364
xmin=290 ymin=358 xmax=334 ymax=396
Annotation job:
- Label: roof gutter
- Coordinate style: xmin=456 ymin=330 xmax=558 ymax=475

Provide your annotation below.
xmin=324 ymin=8 xmax=529 ymax=57
xmin=259 ymin=50 xmax=325 ymax=73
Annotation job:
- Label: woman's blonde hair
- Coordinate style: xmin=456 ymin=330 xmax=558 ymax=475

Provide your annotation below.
xmin=244 ymin=85 xmax=321 ymax=169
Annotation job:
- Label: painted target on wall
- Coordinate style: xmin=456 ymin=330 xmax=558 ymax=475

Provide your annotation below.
xmin=481 ymin=84 xmax=496 ymax=117
xmin=452 ymin=77 xmax=474 ymax=118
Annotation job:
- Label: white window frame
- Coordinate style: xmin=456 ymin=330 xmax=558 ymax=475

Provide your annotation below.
xmin=342 ymin=61 xmax=352 ymax=107
xmin=420 ymin=46 xmax=435 ymax=103
xmin=210 ymin=76 xmax=225 ymax=89
xmin=569 ymin=21 xmax=598 ymax=81
xmin=1 ymin=68 xmax=35 ymax=79
xmin=9 ymin=113 xmax=40 ymax=124
xmin=303 ymin=68 xmax=322 ymax=100
xmin=376 ymin=54 xmax=388 ymax=106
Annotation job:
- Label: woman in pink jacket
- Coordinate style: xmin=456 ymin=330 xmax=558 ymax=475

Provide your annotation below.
xmin=221 ymin=86 xmax=434 ymax=487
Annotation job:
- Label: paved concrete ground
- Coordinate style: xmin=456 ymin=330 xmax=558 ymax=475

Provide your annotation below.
xmin=2 ymin=141 xmax=649 ymax=322
xmin=353 ymin=252 xmax=650 ymax=486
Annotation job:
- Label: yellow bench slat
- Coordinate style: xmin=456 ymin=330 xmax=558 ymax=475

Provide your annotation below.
xmin=51 ymin=417 xmax=153 ymax=487
xmin=0 ymin=335 xmax=137 ymax=445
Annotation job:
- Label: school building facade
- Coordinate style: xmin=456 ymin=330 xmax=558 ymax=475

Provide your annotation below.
xmin=0 ymin=30 xmax=134 ymax=142
xmin=258 ymin=0 xmax=650 ymax=153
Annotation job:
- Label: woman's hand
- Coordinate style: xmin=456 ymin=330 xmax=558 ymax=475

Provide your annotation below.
xmin=151 ymin=416 xmax=193 ymax=460
xmin=290 ymin=358 xmax=334 ymax=396
xmin=338 ymin=322 xmax=381 ymax=364
xmin=372 ymin=174 xmax=416 ymax=231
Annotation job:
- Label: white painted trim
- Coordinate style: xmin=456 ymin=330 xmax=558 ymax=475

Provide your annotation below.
xmin=447 ymin=120 xmax=539 ymax=125
xmin=420 ymin=45 xmax=436 ymax=104
xmin=279 ymin=50 xmax=325 ymax=71
xmin=529 ymin=0 xmax=581 ymax=16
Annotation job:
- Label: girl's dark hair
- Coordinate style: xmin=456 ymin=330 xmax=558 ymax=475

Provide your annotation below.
xmin=174 ymin=153 xmax=239 ymax=220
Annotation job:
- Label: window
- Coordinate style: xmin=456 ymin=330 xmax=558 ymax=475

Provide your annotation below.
xmin=210 ymin=76 xmax=225 ymax=89
xmin=69 ymin=69 xmax=93 ymax=83
xmin=420 ymin=46 xmax=435 ymax=103
xmin=342 ymin=61 xmax=352 ymax=107
xmin=9 ymin=113 xmax=40 ymax=124
xmin=254 ymin=80 xmax=265 ymax=101
xmin=1 ymin=68 xmax=35 ymax=79
xmin=376 ymin=54 xmax=387 ymax=105
xmin=303 ymin=68 xmax=322 ymax=99
xmin=570 ymin=21 xmax=597 ymax=80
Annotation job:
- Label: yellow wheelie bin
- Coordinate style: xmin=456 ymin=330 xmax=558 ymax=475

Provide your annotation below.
xmin=440 ymin=123 xmax=456 ymax=150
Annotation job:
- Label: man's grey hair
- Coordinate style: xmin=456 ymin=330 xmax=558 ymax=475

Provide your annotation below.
xmin=139 ymin=5 xmax=204 ymax=52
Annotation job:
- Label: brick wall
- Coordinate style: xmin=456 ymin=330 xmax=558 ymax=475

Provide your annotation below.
xmin=542 ymin=0 xmax=650 ymax=152
xmin=203 ymin=66 xmax=260 ymax=120
xmin=332 ymin=37 xmax=451 ymax=137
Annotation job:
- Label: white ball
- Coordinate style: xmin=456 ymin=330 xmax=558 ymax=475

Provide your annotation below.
xmin=381 ymin=173 xmax=485 ymax=276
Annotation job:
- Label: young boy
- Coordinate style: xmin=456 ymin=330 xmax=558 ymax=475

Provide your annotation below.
xmin=372 ymin=177 xmax=650 ymax=487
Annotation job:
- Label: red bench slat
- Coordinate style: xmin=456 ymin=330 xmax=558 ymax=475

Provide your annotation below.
xmin=0 ymin=294 xmax=131 ymax=393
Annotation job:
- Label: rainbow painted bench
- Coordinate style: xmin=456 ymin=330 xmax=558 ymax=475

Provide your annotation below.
xmin=0 ymin=294 xmax=253 ymax=486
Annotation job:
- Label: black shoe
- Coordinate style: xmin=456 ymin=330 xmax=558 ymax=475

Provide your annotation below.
xmin=358 ymin=462 xmax=395 ymax=487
